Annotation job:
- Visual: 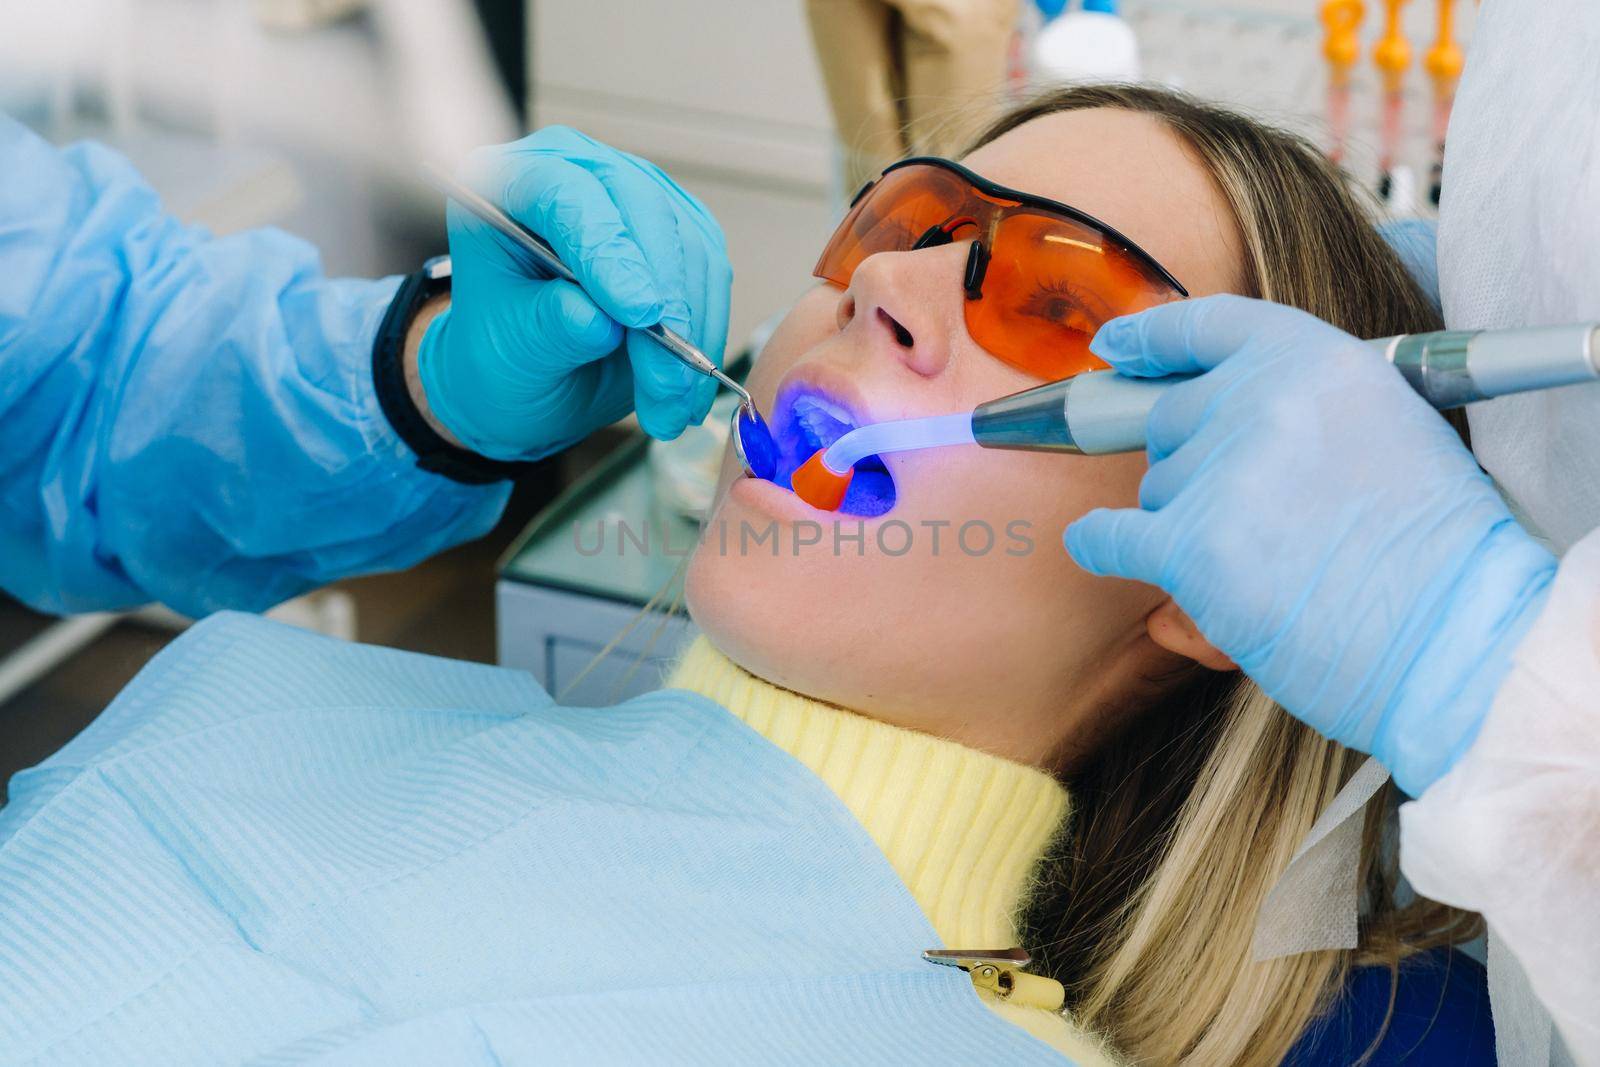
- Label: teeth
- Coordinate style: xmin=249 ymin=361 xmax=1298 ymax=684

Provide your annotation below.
xmin=791 ymin=394 xmax=857 ymax=451
xmin=794 ymin=394 xmax=855 ymax=426
xmin=794 ymin=407 xmax=836 ymax=449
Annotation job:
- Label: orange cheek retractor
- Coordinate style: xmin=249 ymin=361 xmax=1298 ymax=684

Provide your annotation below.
xmin=792 ymin=450 xmax=854 ymax=510
xmin=787 ymin=412 xmax=977 ymax=512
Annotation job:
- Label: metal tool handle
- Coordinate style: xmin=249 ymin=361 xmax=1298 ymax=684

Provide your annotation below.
xmin=974 ymin=322 xmax=1600 ymax=456
xmin=972 ymin=374 xmax=1191 ymax=455
xmin=419 ymin=163 xmax=752 ymax=408
xmin=972 ymin=372 xmax=1200 ymax=455
xmin=1371 ymin=322 xmax=1600 ymax=408
xmin=421 ymin=163 xmax=579 ymax=285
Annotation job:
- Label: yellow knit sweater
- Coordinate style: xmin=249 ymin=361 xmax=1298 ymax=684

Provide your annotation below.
xmin=668 ymin=638 xmax=1121 ymax=1065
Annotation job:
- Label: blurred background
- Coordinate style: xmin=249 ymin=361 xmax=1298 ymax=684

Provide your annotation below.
xmin=0 ymin=0 xmax=1476 ymax=792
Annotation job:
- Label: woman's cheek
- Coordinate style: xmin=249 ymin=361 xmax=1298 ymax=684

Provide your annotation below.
xmin=902 ymin=448 xmax=1062 ymax=531
xmin=996 ymin=452 xmax=1147 ymax=529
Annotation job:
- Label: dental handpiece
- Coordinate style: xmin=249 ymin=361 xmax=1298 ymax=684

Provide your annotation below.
xmin=969 ymin=322 xmax=1600 ymax=456
xmin=420 ymin=165 xmax=779 ymax=476
xmin=793 ymin=322 xmax=1600 ymax=510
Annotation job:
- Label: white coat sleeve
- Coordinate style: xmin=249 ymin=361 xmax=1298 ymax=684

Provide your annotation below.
xmin=1400 ymin=527 xmax=1600 ymax=1065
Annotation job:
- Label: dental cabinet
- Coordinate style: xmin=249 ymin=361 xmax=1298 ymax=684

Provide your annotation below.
xmin=497 ymin=436 xmax=698 ymax=705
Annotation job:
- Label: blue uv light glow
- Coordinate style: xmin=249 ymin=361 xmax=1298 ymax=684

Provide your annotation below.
xmin=735 ymin=407 xmax=778 ymax=481
xmin=767 ymin=391 xmax=897 ymax=517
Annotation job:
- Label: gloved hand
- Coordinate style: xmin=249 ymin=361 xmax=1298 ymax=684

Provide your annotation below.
xmin=1065 ymin=295 xmax=1558 ymax=796
xmin=419 ymin=126 xmax=732 ymax=460
xmin=1377 ymin=217 xmax=1441 ymax=315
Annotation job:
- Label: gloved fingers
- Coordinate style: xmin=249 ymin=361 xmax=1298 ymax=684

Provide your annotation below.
xmin=1137 ymin=409 xmax=1248 ymax=510
xmin=1377 ymin=217 xmax=1441 ymax=314
xmin=584 ymin=135 xmax=732 ymax=360
xmin=589 ymin=148 xmax=693 ymax=315
xmin=1138 ymin=443 xmax=1200 ymax=512
xmin=515 ymin=278 xmax=626 ymax=374
xmin=1144 ymin=368 xmax=1229 ymax=462
xmin=664 ymin=235 xmax=730 ymax=428
xmin=689 ymin=377 xmax=718 ymax=426
xmin=618 ymin=148 xmax=724 ymax=238
xmin=691 ymin=237 xmax=733 ymax=364
xmin=569 ymin=345 xmax=640 ymax=429
xmin=1090 ymin=294 xmax=1245 ymax=377
xmin=621 ymin=325 xmax=703 ymax=436
xmin=578 ymin=142 xmax=732 ymax=408
xmin=659 ymin=197 xmax=732 ymax=397
xmin=417 ymin=281 xmax=626 ymax=459
xmin=1091 ymin=294 xmax=1332 ymax=377
xmin=467 ymin=148 xmax=665 ymax=330
xmin=613 ymin=162 xmax=733 ymax=377
xmin=1140 ymin=302 xmax=1368 ymax=465
xmin=444 ymin=201 xmax=544 ymax=281
xmin=627 ymin=330 xmax=704 ymax=440
xmin=1063 ymin=506 xmax=1166 ymax=585
xmin=663 ymin=180 xmax=732 ymax=361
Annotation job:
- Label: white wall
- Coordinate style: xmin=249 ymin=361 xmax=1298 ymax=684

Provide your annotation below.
xmin=530 ymin=0 xmax=838 ymax=355
xmin=1124 ymin=0 xmax=1476 ymax=164
xmin=1 ymin=0 xmax=518 ymax=275
xmin=529 ymin=0 xmax=1478 ymax=356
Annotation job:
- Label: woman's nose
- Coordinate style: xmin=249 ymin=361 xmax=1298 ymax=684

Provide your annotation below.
xmin=833 ymin=244 xmax=968 ymax=378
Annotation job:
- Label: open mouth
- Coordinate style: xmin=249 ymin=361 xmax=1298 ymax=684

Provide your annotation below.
xmin=769 ymin=391 xmax=896 ymax=516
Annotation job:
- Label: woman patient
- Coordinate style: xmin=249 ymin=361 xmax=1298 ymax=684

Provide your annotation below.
xmin=0 ymin=85 xmax=1491 ymax=1066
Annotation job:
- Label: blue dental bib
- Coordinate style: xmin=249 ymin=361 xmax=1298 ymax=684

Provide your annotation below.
xmin=0 ymin=614 xmax=1072 ymax=1065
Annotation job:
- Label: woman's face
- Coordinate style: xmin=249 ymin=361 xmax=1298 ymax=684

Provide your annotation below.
xmin=686 ymin=107 xmax=1245 ymax=767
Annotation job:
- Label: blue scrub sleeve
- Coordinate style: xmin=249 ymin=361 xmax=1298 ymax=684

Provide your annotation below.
xmin=0 ymin=114 xmax=510 ymax=618
xmin=1286 ymin=947 xmax=1494 ymax=1065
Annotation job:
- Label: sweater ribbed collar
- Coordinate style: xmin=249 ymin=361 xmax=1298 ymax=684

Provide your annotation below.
xmin=667 ymin=637 xmax=1070 ymax=951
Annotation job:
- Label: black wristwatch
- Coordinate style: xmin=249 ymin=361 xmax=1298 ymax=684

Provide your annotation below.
xmin=371 ymin=255 xmax=537 ymax=485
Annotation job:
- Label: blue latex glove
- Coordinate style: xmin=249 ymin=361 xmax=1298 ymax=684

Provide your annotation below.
xmin=419 ymin=127 xmax=732 ymax=460
xmin=0 ymin=113 xmax=506 ymax=619
xmin=1378 ymin=217 xmax=1441 ymax=316
xmin=1065 ymin=295 xmax=1558 ymax=795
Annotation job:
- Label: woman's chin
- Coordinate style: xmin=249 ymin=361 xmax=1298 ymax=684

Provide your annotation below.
xmin=684 ymin=533 xmax=847 ymax=696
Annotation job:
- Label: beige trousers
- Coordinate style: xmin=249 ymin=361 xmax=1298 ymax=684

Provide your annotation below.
xmin=804 ymin=0 xmax=1019 ymax=193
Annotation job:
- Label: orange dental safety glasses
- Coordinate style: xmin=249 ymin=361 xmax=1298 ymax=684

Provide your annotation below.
xmin=813 ymin=157 xmax=1188 ymax=381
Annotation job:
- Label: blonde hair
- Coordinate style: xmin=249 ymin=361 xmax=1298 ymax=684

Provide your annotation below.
xmin=970 ymin=85 xmax=1481 ymax=1064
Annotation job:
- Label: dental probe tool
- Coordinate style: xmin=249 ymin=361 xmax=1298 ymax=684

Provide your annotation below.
xmin=791 ymin=322 xmax=1600 ymax=510
xmin=420 ymin=165 xmax=778 ymax=479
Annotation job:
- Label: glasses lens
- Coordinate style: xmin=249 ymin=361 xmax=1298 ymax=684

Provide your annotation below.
xmin=968 ymin=211 xmax=1181 ymax=380
xmin=814 ymin=165 xmax=975 ymax=285
xmin=815 ymin=162 xmax=1183 ymax=382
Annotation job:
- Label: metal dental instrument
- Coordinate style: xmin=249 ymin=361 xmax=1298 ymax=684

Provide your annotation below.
xmin=961 ymin=321 xmax=1600 ymax=455
xmin=420 ymin=165 xmax=777 ymax=478
xmin=792 ymin=322 xmax=1600 ymax=510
